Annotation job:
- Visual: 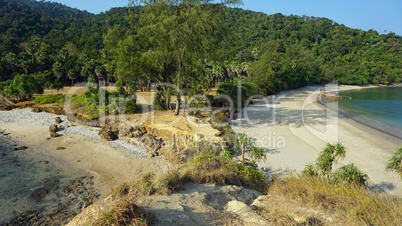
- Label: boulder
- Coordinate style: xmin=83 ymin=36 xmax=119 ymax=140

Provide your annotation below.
xmin=98 ymin=128 xmax=117 ymax=141
xmin=13 ymin=146 xmax=28 ymax=151
xmin=140 ymin=134 xmax=162 ymax=152
xmin=132 ymin=130 xmax=143 ymax=138
xmin=49 ymin=124 xmax=58 ymax=133
xmin=55 ymin=117 xmax=62 ymax=124
xmin=226 ymin=201 xmax=266 ymax=225
xmin=50 ymin=132 xmax=59 ymax=138
xmin=31 ymin=108 xmax=41 ymax=113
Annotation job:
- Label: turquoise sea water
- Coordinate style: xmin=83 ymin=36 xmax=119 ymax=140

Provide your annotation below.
xmin=338 ymin=87 xmax=402 ymax=138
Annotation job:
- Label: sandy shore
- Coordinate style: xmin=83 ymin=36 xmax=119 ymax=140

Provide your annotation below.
xmin=232 ymin=85 xmax=402 ymax=198
xmin=0 ymin=109 xmax=172 ymax=196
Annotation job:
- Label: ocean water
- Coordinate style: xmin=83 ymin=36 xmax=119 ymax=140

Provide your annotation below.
xmin=337 ymin=87 xmax=402 ymax=138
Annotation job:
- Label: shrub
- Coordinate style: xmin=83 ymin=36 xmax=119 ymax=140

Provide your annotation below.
xmin=33 ymin=95 xmax=65 ymax=105
xmin=2 ymin=73 xmax=44 ymax=101
xmin=332 ymin=163 xmax=369 ymax=188
xmin=386 ymin=146 xmax=402 ymax=178
xmin=125 ymin=100 xmax=137 ymax=114
xmin=217 ymin=78 xmax=260 ymax=111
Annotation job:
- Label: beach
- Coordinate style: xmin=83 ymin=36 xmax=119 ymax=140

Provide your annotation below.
xmin=232 ymin=85 xmax=402 ymax=198
xmin=0 ymin=109 xmax=172 ymax=197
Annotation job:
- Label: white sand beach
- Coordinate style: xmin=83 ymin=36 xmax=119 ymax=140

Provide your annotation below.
xmin=232 ymin=85 xmax=402 ymax=197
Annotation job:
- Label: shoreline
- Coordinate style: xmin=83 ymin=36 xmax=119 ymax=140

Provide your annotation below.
xmin=232 ymin=85 xmax=402 ymax=198
xmin=317 ymin=98 xmax=402 ymax=141
xmin=0 ymin=109 xmax=173 ymax=196
xmin=318 ymin=85 xmax=402 ymax=140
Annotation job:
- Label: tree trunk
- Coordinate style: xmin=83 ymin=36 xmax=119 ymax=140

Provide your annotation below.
xmin=175 ymin=57 xmax=182 ymax=116
xmin=242 ymin=146 xmax=245 ymax=166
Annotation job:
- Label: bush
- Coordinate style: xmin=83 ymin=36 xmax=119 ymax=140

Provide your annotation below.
xmin=33 ymin=95 xmax=65 ymax=105
xmin=2 ymin=73 xmax=44 ymax=101
xmin=181 ymin=155 xmax=267 ymax=192
xmin=125 ymin=100 xmax=137 ymax=114
xmin=386 ymin=146 xmax=402 ymax=178
xmin=217 ymin=78 xmax=260 ymax=111
xmin=332 ymin=163 xmax=368 ymax=188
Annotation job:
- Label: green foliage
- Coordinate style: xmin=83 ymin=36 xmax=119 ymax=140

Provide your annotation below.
xmin=303 ymin=143 xmax=369 ymax=188
xmin=233 ymin=133 xmax=266 ymax=166
xmin=316 ymin=142 xmax=347 ymax=177
xmin=0 ymin=0 xmax=401 ymax=101
xmin=332 ymin=163 xmax=369 ymax=188
xmin=69 ymin=88 xmax=137 ymax=119
xmin=124 ymin=100 xmax=137 ymax=114
xmin=33 ymin=94 xmax=65 ymax=105
xmin=1 ymin=73 xmax=44 ymax=101
xmin=184 ymin=154 xmax=267 ymax=192
xmin=386 ymin=147 xmax=402 ymax=179
xmin=217 ymin=79 xmax=260 ymax=111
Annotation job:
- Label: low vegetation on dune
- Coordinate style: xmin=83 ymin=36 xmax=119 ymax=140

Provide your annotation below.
xmin=91 ymin=154 xmax=266 ymax=225
xmin=386 ymin=146 xmax=402 ymax=179
xmin=89 ymin=143 xmax=402 ymax=225
xmin=265 ymin=175 xmax=402 ymax=225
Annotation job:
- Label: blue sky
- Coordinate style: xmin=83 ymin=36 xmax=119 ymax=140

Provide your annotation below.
xmin=48 ymin=0 xmax=402 ymax=35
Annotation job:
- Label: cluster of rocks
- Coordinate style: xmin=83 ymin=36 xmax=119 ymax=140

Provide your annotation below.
xmin=124 ymin=126 xmax=164 ymax=158
xmin=98 ymin=128 xmax=117 ymax=141
xmin=0 ymin=101 xmax=14 ymax=111
xmin=49 ymin=117 xmax=63 ymax=138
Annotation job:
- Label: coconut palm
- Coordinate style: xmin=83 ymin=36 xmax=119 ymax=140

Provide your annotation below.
xmin=386 ymin=147 xmax=402 ymax=179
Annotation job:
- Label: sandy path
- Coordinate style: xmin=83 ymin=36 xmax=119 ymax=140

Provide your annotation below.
xmin=0 ymin=123 xmax=172 ymax=196
xmin=232 ymin=85 xmax=402 ymax=198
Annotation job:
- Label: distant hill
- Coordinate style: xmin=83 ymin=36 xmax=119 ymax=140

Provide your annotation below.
xmin=0 ymin=0 xmax=400 ymax=87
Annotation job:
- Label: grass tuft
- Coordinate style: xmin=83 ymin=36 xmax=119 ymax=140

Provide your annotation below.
xmin=267 ymin=175 xmax=402 ymax=225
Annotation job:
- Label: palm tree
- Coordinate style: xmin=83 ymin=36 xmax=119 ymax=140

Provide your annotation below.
xmin=316 ymin=142 xmax=347 ymax=178
xmin=386 ymin=147 xmax=402 ymax=179
xmin=235 ymin=133 xmax=266 ymax=166
xmin=67 ymin=69 xmax=77 ymax=86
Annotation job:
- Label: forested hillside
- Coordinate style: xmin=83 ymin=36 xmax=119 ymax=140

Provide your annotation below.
xmin=0 ymin=0 xmax=401 ymax=100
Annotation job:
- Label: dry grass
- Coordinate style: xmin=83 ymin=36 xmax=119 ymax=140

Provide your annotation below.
xmin=267 ymin=175 xmax=402 ymax=225
xmin=92 ymin=155 xmax=266 ymax=225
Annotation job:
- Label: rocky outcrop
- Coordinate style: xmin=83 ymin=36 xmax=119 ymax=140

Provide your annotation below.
xmin=50 ymin=132 xmax=59 ymax=138
xmin=49 ymin=124 xmax=58 ymax=132
xmin=98 ymin=128 xmax=117 ymax=141
xmin=226 ymin=201 xmax=266 ymax=225
xmin=55 ymin=117 xmax=62 ymax=124
xmin=68 ymin=183 xmax=263 ymax=225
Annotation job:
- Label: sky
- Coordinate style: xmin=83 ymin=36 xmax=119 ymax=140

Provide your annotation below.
xmin=46 ymin=0 xmax=402 ymax=35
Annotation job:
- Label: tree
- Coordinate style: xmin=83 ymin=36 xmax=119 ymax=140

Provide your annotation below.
xmin=234 ymin=133 xmax=266 ymax=166
xmin=315 ymin=142 xmax=347 ymax=178
xmin=386 ymin=147 xmax=402 ymax=179
xmin=112 ymin=0 xmax=243 ymax=115
xmin=67 ymin=69 xmax=77 ymax=86
xmin=2 ymin=73 xmax=44 ymax=101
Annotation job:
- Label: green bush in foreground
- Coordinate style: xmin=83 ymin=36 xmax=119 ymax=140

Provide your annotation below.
xmin=386 ymin=146 xmax=402 ymax=179
xmin=303 ymin=142 xmax=368 ymax=188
